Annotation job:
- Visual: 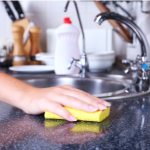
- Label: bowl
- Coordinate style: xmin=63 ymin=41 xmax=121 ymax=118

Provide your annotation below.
xmin=87 ymin=51 xmax=115 ymax=72
xmin=35 ymin=51 xmax=115 ymax=72
xmin=35 ymin=53 xmax=54 ymax=66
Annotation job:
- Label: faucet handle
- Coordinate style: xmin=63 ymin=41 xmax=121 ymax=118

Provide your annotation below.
xmin=67 ymin=53 xmax=89 ymax=78
xmin=67 ymin=58 xmax=80 ymax=70
xmin=122 ymin=58 xmax=138 ymax=74
xmin=122 ymin=59 xmax=131 ymax=74
xmin=124 ymin=66 xmax=131 ymax=74
xmin=122 ymin=59 xmax=130 ymax=64
xmin=136 ymin=55 xmax=142 ymax=61
xmin=68 ymin=58 xmax=74 ymax=69
xmin=123 ymin=55 xmax=145 ymax=67
xmin=122 ymin=59 xmax=133 ymax=65
xmin=122 ymin=56 xmax=150 ymax=85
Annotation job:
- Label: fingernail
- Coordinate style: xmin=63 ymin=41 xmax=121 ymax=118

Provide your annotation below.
xmin=98 ymin=104 xmax=107 ymax=110
xmin=70 ymin=115 xmax=77 ymax=121
xmin=103 ymin=101 xmax=111 ymax=107
xmin=89 ymin=105 xmax=98 ymax=111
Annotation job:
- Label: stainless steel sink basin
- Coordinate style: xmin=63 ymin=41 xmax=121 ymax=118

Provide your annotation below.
xmin=15 ymin=74 xmax=150 ymax=100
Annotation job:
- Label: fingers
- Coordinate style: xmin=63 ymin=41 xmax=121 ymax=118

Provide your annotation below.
xmin=31 ymin=84 xmax=111 ymax=122
xmin=43 ymin=99 xmax=77 ymax=122
xmin=60 ymin=85 xmax=111 ymax=110
xmin=63 ymin=85 xmax=109 ymax=103
xmin=52 ymin=93 xmax=100 ymax=112
xmin=60 ymin=88 xmax=106 ymax=110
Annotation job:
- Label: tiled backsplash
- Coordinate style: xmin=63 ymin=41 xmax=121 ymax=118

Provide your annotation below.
xmin=0 ymin=1 xmax=150 ymax=60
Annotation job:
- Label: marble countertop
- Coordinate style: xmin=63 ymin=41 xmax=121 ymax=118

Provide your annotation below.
xmin=0 ymin=65 xmax=149 ymax=149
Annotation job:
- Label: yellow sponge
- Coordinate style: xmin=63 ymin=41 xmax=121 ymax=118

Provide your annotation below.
xmin=45 ymin=107 xmax=110 ymax=122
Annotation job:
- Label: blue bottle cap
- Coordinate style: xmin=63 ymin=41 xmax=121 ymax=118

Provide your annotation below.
xmin=142 ymin=64 xmax=148 ymax=70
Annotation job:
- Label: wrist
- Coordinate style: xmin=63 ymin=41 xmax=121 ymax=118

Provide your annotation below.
xmin=19 ymin=86 xmax=40 ymax=114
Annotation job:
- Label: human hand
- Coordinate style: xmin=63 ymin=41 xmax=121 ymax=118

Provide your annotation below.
xmin=23 ymin=85 xmax=111 ymax=122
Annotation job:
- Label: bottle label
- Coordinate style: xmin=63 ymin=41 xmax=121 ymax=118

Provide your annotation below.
xmin=13 ymin=56 xmax=26 ymax=62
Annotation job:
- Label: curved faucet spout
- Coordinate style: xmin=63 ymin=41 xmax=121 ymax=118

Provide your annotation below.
xmin=64 ymin=1 xmax=86 ymax=54
xmin=94 ymin=12 xmax=149 ymax=63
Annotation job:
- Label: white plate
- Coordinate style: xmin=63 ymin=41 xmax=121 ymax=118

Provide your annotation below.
xmin=35 ymin=52 xmax=54 ymax=59
xmin=9 ymin=65 xmax=54 ymax=73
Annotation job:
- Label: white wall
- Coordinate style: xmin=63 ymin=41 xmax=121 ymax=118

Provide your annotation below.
xmin=0 ymin=1 xmax=111 ymax=50
xmin=0 ymin=1 xmax=150 ymax=61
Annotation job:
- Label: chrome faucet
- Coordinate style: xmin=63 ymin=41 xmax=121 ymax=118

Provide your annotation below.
xmin=94 ymin=12 xmax=150 ymax=85
xmin=64 ymin=1 xmax=89 ymax=78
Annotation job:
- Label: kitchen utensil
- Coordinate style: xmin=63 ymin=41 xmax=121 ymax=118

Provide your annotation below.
xmin=11 ymin=1 xmax=31 ymax=58
xmin=9 ymin=65 xmax=54 ymax=73
xmin=11 ymin=1 xmax=25 ymax=19
xmin=2 ymin=1 xmax=17 ymax=22
xmin=29 ymin=27 xmax=42 ymax=65
xmin=12 ymin=25 xmax=27 ymax=66
xmin=2 ymin=1 xmax=32 ymax=60
xmin=23 ymin=22 xmax=35 ymax=45
xmin=2 ymin=1 xmax=29 ymax=31
xmin=11 ymin=1 xmax=35 ymax=46
xmin=87 ymin=51 xmax=115 ymax=72
xmin=94 ymin=1 xmax=132 ymax=43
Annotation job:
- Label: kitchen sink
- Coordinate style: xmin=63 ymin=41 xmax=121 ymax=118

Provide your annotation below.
xmin=10 ymin=73 xmax=146 ymax=100
xmin=14 ymin=74 xmax=150 ymax=100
